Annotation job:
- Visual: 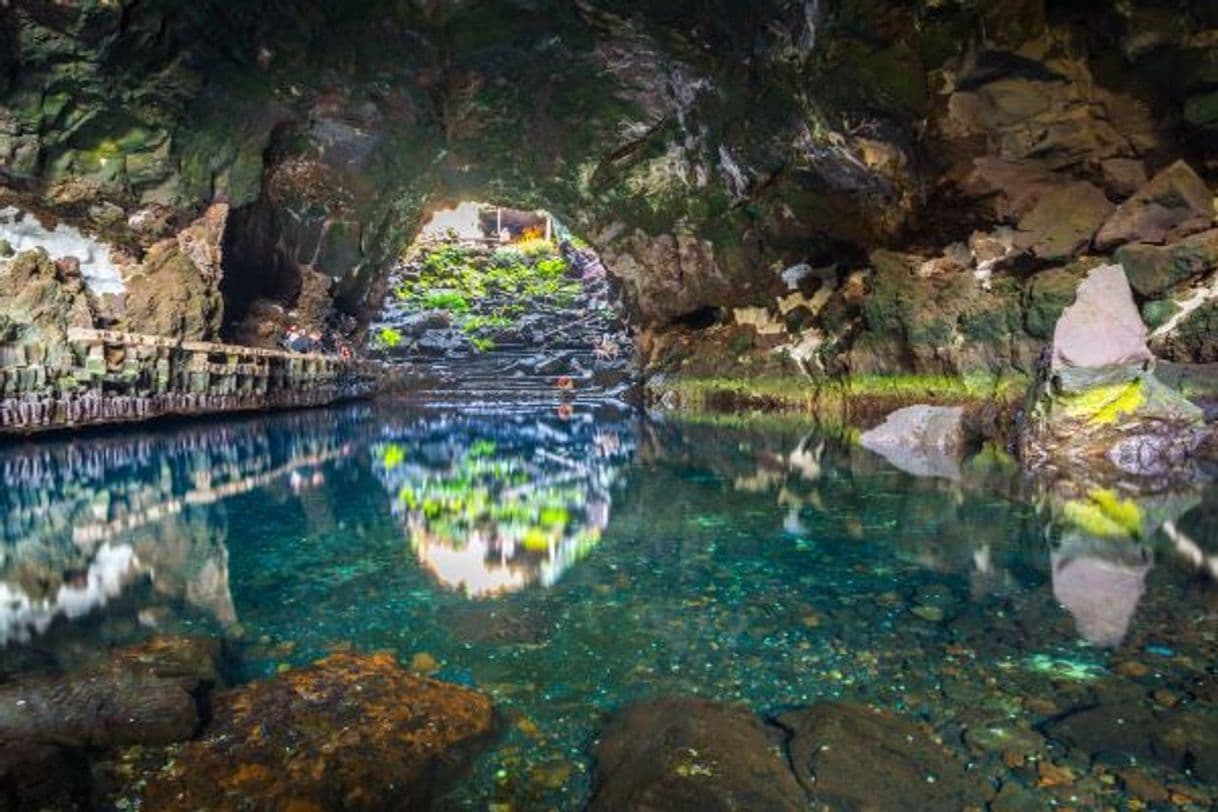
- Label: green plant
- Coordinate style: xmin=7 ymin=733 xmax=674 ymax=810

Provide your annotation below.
xmin=423 ymin=290 xmax=471 ymax=313
xmin=375 ymin=327 xmax=403 ymax=349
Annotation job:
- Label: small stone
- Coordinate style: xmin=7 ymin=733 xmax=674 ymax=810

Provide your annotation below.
xmin=911 ymin=605 xmax=945 ymax=623
xmin=1151 ymin=689 xmax=1179 ymax=708
xmin=1036 ymin=761 xmax=1075 ymax=788
xmin=1115 ymin=660 xmax=1150 ymax=678
xmin=1118 ymin=769 xmax=1169 ymax=803
xmin=409 ymin=651 xmax=441 ymax=674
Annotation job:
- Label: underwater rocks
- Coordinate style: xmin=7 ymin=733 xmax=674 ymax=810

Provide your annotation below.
xmin=589 ymin=698 xmax=980 ymax=812
xmin=140 ymin=652 xmax=495 ymax=811
xmin=779 ymin=703 xmax=981 ymax=811
xmin=589 ymin=697 xmax=806 ymax=812
xmin=859 ymin=404 xmax=967 ymax=479
xmin=1045 ymin=702 xmax=1218 ymax=783
xmin=0 ymin=637 xmax=221 ymax=807
xmin=0 ymin=636 xmax=220 ymax=751
xmin=1022 ymin=263 xmax=1205 ymax=478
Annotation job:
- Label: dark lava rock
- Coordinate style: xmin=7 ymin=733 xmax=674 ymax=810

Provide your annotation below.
xmin=0 ymin=636 xmax=221 ymax=811
xmin=1043 ymin=702 xmax=1158 ymax=763
xmin=1094 ymin=160 xmax=1214 ymax=251
xmin=1047 ymin=702 xmax=1218 ymax=782
xmin=589 ymin=697 xmax=806 ymax=812
xmin=0 ymin=636 xmax=220 ymax=750
xmin=777 ymin=702 xmax=982 ymax=811
xmin=140 ymin=652 xmax=495 ymax=811
xmin=1148 ymin=708 xmax=1218 ymax=783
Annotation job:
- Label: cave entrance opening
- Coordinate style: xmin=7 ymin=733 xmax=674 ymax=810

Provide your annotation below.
xmin=369 ymin=202 xmax=635 ymax=407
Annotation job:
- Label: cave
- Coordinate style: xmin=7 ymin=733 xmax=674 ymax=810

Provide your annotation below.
xmin=3 ymin=1 xmax=1218 ymax=809
xmin=364 ymin=201 xmax=635 ymax=405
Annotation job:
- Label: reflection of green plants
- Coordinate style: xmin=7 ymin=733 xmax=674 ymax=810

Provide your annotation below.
xmin=382 ymin=440 xmax=587 ymax=552
xmin=382 ymin=444 xmax=406 ymax=470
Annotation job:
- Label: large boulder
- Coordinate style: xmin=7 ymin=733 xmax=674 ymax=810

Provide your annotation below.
xmin=1094 ymin=161 xmax=1214 ymax=251
xmin=0 ymin=637 xmax=221 ymax=809
xmin=589 ymin=697 xmax=806 ymax=812
xmin=0 ymin=636 xmax=220 ymax=751
xmin=1022 ymin=264 xmax=1205 ymax=477
xmin=859 ymin=404 xmax=967 ymax=479
xmin=1049 ymin=263 xmax=1153 ymax=392
xmin=140 ymin=652 xmax=495 ymax=811
xmin=1013 ymin=181 xmax=1114 ymax=261
xmin=1117 ymin=228 xmax=1218 ymax=298
xmin=777 ymin=703 xmax=982 ymax=811
xmin=121 ymin=204 xmax=228 ymax=339
xmin=0 ymin=248 xmax=96 ymax=350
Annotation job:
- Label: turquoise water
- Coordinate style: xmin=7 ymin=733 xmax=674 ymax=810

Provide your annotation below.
xmin=3 ymin=405 xmax=1218 ymax=808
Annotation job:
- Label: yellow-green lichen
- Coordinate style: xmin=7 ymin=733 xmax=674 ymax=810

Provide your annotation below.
xmin=1060 ymin=380 xmax=1145 ymax=426
xmin=1062 ymin=488 xmax=1144 ymax=539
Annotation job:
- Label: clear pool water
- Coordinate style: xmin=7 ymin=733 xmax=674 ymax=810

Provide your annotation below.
xmin=2 ymin=404 xmax=1217 ymax=808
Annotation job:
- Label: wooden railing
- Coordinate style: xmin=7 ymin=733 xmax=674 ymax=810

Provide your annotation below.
xmin=0 ymin=328 xmax=382 ymax=434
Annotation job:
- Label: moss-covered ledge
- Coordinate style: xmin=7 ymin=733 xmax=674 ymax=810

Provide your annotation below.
xmin=645 ymin=371 xmax=1029 ymax=427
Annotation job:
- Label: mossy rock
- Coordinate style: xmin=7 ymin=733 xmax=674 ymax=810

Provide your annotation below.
xmin=1141 ymin=299 xmax=1180 ymax=330
xmin=1163 ymin=300 xmax=1218 ymax=363
xmin=1117 ymin=231 xmax=1218 ymax=298
xmin=1024 ymin=264 xmax=1087 ymax=340
xmin=1184 ymin=90 xmax=1218 ymax=129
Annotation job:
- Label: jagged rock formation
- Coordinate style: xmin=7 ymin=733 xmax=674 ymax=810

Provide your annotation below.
xmin=0 ymin=0 xmax=1216 ymax=408
xmin=1022 ymin=263 xmax=1205 ymax=479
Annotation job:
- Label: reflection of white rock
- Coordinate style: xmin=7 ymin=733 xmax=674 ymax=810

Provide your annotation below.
xmin=860 ymin=405 xmax=965 ymax=480
xmin=413 ymin=529 xmax=531 ymax=598
xmin=0 ymin=206 xmax=125 ymax=295
xmin=1051 ymin=538 xmax=1151 ymax=647
xmin=0 ymin=544 xmax=140 ymax=645
xmin=410 ymin=519 xmax=605 ymax=599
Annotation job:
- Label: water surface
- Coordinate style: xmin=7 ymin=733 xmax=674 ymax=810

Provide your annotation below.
xmin=3 ymin=405 xmax=1217 ymax=808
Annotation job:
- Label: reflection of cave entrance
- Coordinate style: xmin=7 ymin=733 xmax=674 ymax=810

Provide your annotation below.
xmin=370 ymin=202 xmax=635 ymax=406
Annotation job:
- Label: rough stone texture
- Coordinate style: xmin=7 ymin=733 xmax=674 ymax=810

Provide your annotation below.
xmin=859 ymin=404 xmax=967 ymax=479
xmin=0 ymin=249 xmax=96 ymax=351
xmin=589 ymin=697 xmax=806 ymax=812
xmin=1094 ymin=161 xmax=1214 ymax=251
xmin=1117 ymin=229 xmax=1218 ymax=298
xmin=1013 ymin=182 xmax=1114 ymax=261
xmin=0 ymin=636 xmax=220 ymax=751
xmin=778 ymin=703 xmax=981 ymax=811
xmin=1101 ymin=158 xmax=1148 ymax=200
xmin=1 ymin=2 xmax=1217 ymax=397
xmin=1047 ymin=703 xmax=1218 ymax=784
xmin=0 ymin=327 xmax=381 ymax=434
xmin=1023 ymin=264 xmax=1205 ymax=478
xmin=1050 ymin=264 xmax=1152 ymax=393
xmin=140 ymin=652 xmax=496 ymax=811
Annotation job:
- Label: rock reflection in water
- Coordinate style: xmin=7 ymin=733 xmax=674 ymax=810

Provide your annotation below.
xmin=656 ymin=418 xmax=1218 ymax=650
xmin=0 ymin=407 xmax=371 ymax=649
xmin=374 ymin=412 xmax=634 ymax=597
